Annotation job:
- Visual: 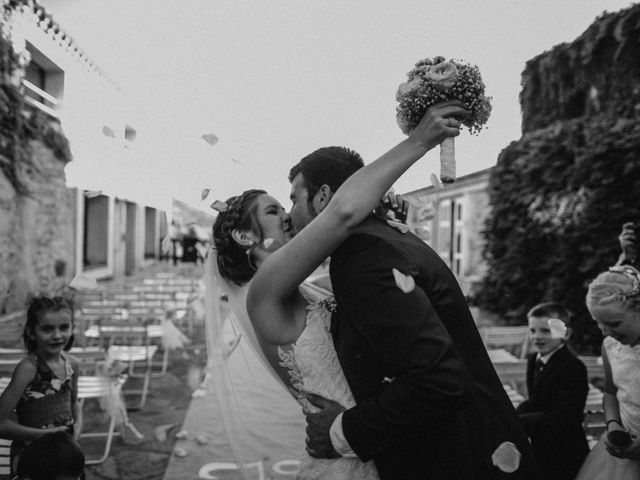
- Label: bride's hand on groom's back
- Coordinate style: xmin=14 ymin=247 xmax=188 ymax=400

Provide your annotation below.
xmin=304 ymin=393 xmax=345 ymax=459
xmin=408 ymin=100 xmax=468 ymax=151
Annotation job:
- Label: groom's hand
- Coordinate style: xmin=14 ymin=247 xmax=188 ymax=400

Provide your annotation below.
xmin=304 ymin=394 xmax=345 ymax=459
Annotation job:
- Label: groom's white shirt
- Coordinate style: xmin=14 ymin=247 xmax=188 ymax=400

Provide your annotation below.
xmin=330 ymin=414 xmax=357 ymax=457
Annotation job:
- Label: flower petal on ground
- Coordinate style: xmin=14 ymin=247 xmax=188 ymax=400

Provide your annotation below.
xmin=392 ymin=268 xmax=415 ymax=293
xmin=173 ymin=447 xmax=188 ymax=457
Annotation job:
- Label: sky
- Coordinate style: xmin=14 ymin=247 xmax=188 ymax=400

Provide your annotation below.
xmin=39 ymin=0 xmax=637 ymax=212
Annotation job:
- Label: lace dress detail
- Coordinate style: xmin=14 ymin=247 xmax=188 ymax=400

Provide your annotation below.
xmin=278 ymin=282 xmax=379 ymax=480
xmin=575 ymin=337 xmax=640 ymax=480
xmin=604 ymin=337 xmax=640 ymax=435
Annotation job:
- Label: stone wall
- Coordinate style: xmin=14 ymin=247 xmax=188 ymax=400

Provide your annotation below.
xmin=0 ymin=138 xmax=75 ymax=313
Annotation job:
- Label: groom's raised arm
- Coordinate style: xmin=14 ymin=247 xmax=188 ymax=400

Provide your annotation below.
xmin=330 ymin=232 xmax=470 ymax=462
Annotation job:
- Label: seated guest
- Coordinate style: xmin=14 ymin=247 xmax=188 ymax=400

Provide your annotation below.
xmin=516 ymin=302 xmax=589 ymax=480
xmin=15 ymin=430 xmax=85 ymax=480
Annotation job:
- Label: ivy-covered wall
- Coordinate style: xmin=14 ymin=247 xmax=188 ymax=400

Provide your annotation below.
xmin=1 ymin=2 xmax=75 ymax=314
xmin=476 ymin=4 xmax=640 ymax=354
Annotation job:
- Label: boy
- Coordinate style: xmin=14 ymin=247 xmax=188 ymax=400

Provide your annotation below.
xmin=516 ymin=302 xmax=589 ymax=480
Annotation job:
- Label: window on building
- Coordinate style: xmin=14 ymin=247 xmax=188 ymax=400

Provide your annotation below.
xmin=437 ymin=200 xmax=452 ymax=265
xmin=144 ymin=207 xmax=157 ymax=259
xmin=437 ymin=197 xmax=464 ymax=275
xmin=22 ymin=43 xmax=64 ymax=118
xmin=83 ymin=195 xmax=109 ymax=269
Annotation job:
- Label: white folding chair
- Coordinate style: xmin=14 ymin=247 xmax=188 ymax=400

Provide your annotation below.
xmin=480 ymin=325 xmax=530 ymax=358
xmin=77 ymin=374 xmax=127 ymax=464
xmin=0 ymin=378 xmax=12 ymax=478
xmin=98 ymin=324 xmax=158 ymax=409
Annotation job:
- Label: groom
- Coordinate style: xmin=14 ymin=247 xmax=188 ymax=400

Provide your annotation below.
xmin=288 ymin=147 xmax=541 ymax=479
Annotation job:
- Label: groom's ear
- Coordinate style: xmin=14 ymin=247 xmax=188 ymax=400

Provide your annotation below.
xmin=231 ymin=229 xmax=255 ymax=248
xmin=313 ymin=184 xmax=334 ymax=213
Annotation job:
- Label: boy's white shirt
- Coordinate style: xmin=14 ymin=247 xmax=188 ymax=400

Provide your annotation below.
xmin=536 ymin=343 xmax=565 ymax=364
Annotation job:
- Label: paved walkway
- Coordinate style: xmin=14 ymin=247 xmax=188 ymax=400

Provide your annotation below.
xmin=161 ymin=325 xmax=304 ymax=480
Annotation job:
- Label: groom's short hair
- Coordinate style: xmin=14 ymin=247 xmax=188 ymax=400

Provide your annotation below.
xmin=288 ymin=146 xmax=364 ymax=201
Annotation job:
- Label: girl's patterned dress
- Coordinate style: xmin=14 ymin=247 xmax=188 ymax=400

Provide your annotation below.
xmin=10 ymin=351 xmax=75 ymax=472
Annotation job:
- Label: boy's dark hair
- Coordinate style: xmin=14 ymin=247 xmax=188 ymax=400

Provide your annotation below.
xmin=527 ymin=302 xmax=572 ymax=326
xmin=16 ymin=431 xmax=85 ymax=480
xmin=24 ymin=296 xmax=75 ymax=353
xmin=288 ymin=146 xmax=364 ymax=203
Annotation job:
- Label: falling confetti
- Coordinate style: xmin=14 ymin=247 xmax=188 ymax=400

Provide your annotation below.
xmin=263 ymin=238 xmax=274 ymax=248
xmin=201 ymin=133 xmax=219 ymax=146
xmin=491 ymin=441 xmax=521 ymax=473
xmin=392 ymin=268 xmax=415 ymax=293
xmin=386 ymin=220 xmax=410 ymax=234
xmin=430 ymin=173 xmax=444 ymax=190
xmin=548 ymin=318 xmax=568 ymax=339
xmin=201 ymin=188 xmax=211 ymax=201
xmin=210 ymin=200 xmax=228 ymax=213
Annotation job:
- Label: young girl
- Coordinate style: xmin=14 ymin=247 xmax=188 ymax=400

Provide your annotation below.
xmin=575 ymin=265 xmax=640 ymax=479
xmin=0 ymin=296 xmax=81 ymax=475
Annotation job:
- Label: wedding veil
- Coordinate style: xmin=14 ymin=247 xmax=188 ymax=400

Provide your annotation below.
xmin=202 ymin=249 xmax=305 ymax=479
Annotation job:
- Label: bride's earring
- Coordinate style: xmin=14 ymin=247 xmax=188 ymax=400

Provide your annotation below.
xmin=245 ymin=241 xmax=257 ymax=271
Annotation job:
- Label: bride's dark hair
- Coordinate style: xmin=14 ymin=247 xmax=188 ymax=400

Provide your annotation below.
xmin=213 ymin=189 xmax=266 ymax=285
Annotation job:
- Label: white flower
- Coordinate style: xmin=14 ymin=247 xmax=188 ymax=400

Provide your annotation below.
xmin=396 ymin=76 xmax=423 ymax=100
xmin=492 ymin=441 xmax=521 ymax=473
xmin=548 ymin=318 xmax=568 ymax=339
xmin=386 ymin=220 xmax=410 ymax=234
xmin=423 ymin=61 xmax=458 ymax=91
xmin=392 ymin=268 xmax=415 ymax=293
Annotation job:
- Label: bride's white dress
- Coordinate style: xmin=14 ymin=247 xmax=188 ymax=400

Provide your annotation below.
xmin=277 ymin=281 xmax=380 ymax=480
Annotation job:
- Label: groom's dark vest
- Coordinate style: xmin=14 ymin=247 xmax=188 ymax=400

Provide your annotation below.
xmin=329 ymin=216 xmax=541 ymax=480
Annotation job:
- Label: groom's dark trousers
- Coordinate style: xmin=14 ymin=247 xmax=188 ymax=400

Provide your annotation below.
xmin=330 ymin=216 xmax=541 ymax=480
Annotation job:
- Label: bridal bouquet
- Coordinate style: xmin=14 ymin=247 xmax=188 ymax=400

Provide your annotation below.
xmin=396 ymin=56 xmax=492 ymax=183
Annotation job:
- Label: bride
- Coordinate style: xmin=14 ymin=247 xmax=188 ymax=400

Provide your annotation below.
xmin=205 ymin=101 xmax=466 ymax=479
